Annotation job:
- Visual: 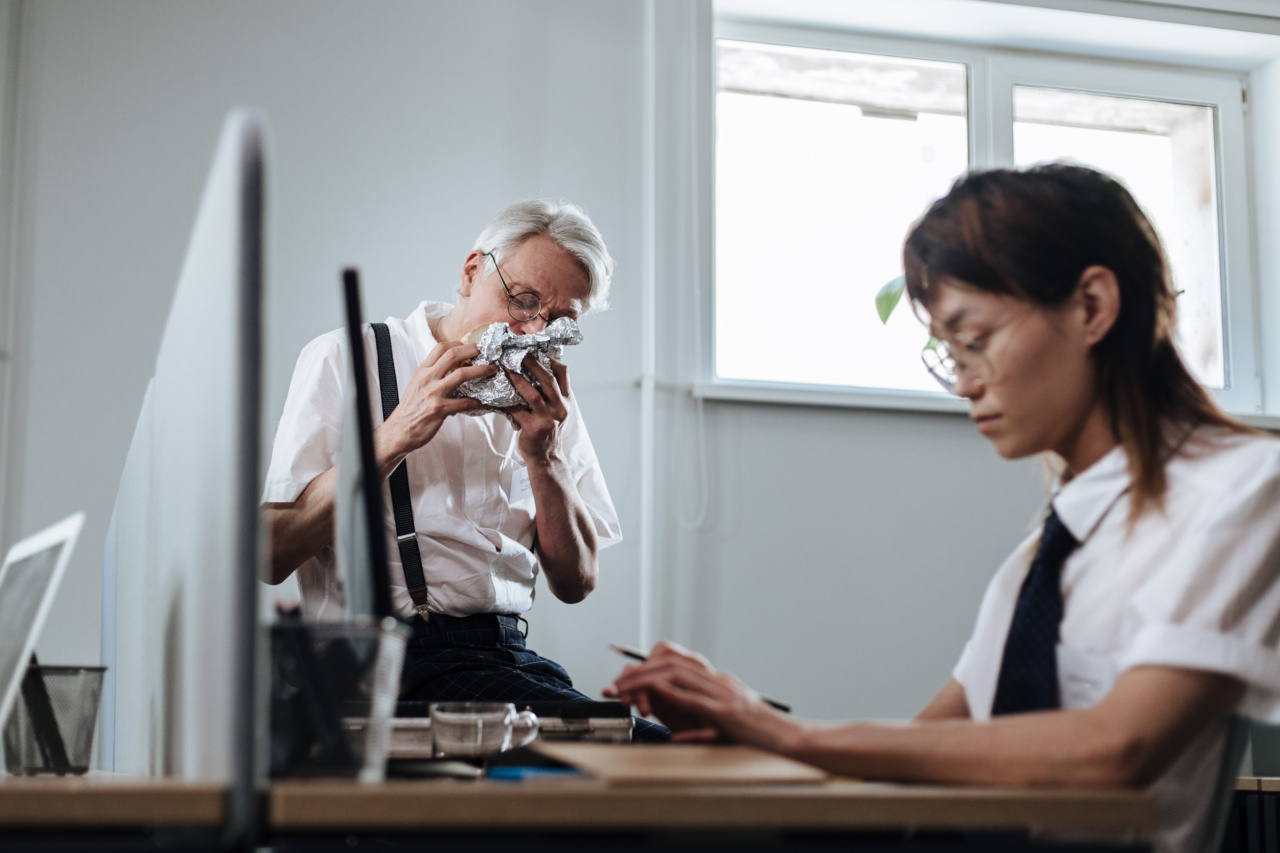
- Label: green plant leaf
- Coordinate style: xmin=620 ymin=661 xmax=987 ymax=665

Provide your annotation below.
xmin=876 ymin=275 xmax=906 ymax=325
xmin=923 ymin=336 xmax=941 ymax=352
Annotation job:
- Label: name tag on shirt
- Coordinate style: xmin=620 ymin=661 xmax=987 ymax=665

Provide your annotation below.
xmin=509 ymin=465 xmax=534 ymax=505
xmin=1057 ymin=645 xmax=1118 ymax=709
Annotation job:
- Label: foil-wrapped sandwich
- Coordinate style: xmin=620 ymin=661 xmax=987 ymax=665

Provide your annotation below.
xmin=454 ymin=318 xmax=583 ymax=416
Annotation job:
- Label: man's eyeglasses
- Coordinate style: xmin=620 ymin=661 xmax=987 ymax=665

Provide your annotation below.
xmin=922 ymin=308 xmax=1032 ymax=395
xmin=485 ymin=251 xmax=546 ymax=324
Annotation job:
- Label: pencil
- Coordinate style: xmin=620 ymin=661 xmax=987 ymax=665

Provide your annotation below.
xmin=609 ymin=644 xmax=792 ymax=714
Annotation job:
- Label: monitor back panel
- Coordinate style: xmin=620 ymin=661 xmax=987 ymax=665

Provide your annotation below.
xmin=103 ymin=110 xmax=264 ymax=783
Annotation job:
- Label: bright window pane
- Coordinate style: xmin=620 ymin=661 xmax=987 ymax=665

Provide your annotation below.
xmin=1013 ymin=87 xmax=1223 ymax=387
xmin=715 ymin=41 xmax=968 ymax=392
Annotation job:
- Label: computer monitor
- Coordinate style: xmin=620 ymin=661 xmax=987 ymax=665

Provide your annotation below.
xmin=334 ymin=268 xmax=394 ymax=620
xmin=101 ymin=109 xmax=264 ymax=838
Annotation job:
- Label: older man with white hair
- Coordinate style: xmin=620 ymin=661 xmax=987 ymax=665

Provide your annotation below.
xmin=263 ymin=199 xmax=663 ymax=737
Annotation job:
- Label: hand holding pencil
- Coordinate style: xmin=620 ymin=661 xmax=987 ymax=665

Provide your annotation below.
xmin=609 ymin=644 xmax=791 ymax=712
xmin=604 ymin=641 xmax=797 ymax=747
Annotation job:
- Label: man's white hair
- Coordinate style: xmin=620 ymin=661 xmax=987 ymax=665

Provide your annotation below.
xmin=472 ymin=199 xmax=614 ymax=313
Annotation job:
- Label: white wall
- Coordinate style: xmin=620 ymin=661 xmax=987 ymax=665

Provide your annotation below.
xmin=3 ymin=0 xmax=1278 ymax=732
xmin=3 ymin=0 xmax=648 ymax=699
xmin=657 ymin=400 xmax=1047 ymax=720
xmin=0 ymin=0 xmax=19 ymax=578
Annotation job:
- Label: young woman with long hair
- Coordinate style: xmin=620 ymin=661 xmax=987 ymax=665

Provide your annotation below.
xmin=608 ymin=165 xmax=1280 ymax=853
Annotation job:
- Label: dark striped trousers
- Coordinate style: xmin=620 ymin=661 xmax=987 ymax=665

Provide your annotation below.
xmin=398 ymin=612 xmax=668 ymax=742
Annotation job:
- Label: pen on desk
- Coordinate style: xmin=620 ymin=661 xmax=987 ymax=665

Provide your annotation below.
xmin=609 ymin=644 xmax=792 ymax=714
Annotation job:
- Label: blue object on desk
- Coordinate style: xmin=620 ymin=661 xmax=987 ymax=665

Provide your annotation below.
xmin=486 ymin=766 xmax=585 ymax=781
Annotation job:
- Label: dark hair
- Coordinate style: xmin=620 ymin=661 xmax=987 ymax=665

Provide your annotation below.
xmin=902 ymin=164 xmax=1252 ymax=519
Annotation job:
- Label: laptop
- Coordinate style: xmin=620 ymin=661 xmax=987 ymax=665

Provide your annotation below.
xmin=0 ymin=513 xmax=85 ymax=731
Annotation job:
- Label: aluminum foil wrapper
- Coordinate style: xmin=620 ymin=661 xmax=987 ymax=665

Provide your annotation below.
xmin=455 ymin=317 xmax=583 ymax=417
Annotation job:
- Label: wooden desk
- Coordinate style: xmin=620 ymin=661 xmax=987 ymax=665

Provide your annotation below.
xmin=270 ymin=776 xmax=1156 ymax=835
xmin=0 ymin=773 xmax=226 ymax=828
xmin=0 ymin=770 xmax=1156 ymax=841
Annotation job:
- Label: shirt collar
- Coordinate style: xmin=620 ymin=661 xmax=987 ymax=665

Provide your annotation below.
xmin=404 ymin=301 xmax=454 ymax=363
xmin=1051 ymin=444 xmax=1130 ymax=544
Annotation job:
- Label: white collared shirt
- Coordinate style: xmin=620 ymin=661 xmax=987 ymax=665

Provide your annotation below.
xmin=954 ymin=427 xmax=1280 ymax=853
xmin=262 ymin=301 xmax=622 ymax=621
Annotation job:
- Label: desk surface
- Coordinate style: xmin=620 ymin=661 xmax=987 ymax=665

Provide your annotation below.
xmin=0 ymin=771 xmax=1158 ymax=835
xmin=0 ymin=773 xmax=226 ymax=828
xmin=270 ymin=776 xmax=1156 ymax=834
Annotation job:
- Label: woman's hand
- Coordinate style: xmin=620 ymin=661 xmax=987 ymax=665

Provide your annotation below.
xmin=605 ymin=642 xmax=785 ymax=746
xmin=376 ymin=341 xmax=496 ymax=476
xmin=505 ymin=355 xmax=571 ymax=464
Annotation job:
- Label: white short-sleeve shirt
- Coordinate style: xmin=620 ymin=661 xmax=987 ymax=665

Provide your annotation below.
xmin=954 ymin=428 xmax=1280 ymax=853
xmin=262 ymin=300 xmax=623 ymax=621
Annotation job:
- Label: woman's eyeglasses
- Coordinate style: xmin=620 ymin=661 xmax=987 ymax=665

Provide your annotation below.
xmin=485 ymin=251 xmax=546 ymax=324
xmin=922 ymin=308 xmax=1032 ymax=394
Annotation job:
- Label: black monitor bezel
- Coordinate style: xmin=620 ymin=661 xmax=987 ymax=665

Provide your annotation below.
xmin=340 ymin=269 xmax=395 ymax=620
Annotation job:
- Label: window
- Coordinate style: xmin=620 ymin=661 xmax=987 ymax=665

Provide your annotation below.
xmin=1013 ymin=88 xmax=1222 ymax=387
xmin=716 ymin=41 xmax=967 ymax=394
xmin=709 ymin=22 xmax=1258 ymax=412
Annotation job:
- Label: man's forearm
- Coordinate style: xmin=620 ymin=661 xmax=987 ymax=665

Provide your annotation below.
xmin=265 ymin=466 xmax=337 ymax=584
xmin=266 ymin=421 xmax=416 ymax=584
xmin=526 ymin=453 xmax=598 ymax=603
xmin=372 ymin=417 xmax=415 ymax=480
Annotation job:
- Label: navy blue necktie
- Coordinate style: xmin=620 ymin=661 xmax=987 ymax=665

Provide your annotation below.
xmin=991 ymin=509 xmax=1080 ymax=716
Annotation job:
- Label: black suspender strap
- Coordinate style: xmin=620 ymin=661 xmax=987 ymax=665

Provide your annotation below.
xmin=370 ymin=322 xmax=430 ymax=621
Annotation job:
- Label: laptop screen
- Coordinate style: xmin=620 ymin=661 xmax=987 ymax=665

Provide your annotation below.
xmin=0 ymin=513 xmax=83 ymax=729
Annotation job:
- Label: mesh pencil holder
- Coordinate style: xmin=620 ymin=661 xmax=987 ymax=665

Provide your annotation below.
xmin=3 ymin=665 xmax=105 ymax=776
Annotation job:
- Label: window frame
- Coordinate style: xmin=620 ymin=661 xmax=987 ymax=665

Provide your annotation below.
xmin=701 ymin=19 xmax=1262 ymax=416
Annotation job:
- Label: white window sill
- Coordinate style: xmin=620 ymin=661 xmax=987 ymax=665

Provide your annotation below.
xmin=693 ymin=379 xmax=968 ymax=413
xmin=692 ymin=379 xmax=1280 ymax=432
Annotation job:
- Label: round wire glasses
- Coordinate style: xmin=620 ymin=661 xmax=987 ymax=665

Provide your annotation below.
xmin=484 ymin=251 xmax=546 ymax=324
xmin=921 ymin=308 xmax=1033 ymax=395
xmin=921 ymin=339 xmax=967 ymax=394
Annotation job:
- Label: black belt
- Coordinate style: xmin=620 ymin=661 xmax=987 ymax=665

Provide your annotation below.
xmin=410 ymin=612 xmax=530 ymax=647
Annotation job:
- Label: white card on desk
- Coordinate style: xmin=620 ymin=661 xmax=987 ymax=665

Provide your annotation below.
xmin=509 ymin=464 xmax=534 ymax=505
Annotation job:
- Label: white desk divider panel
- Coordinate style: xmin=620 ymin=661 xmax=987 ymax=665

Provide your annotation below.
xmin=101 ymin=381 xmax=154 ymax=774
xmin=101 ymin=110 xmax=265 ymax=839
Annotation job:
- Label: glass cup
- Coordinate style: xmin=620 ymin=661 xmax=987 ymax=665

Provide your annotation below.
xmin=429 ymin=702 xmax=539 ymax=758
